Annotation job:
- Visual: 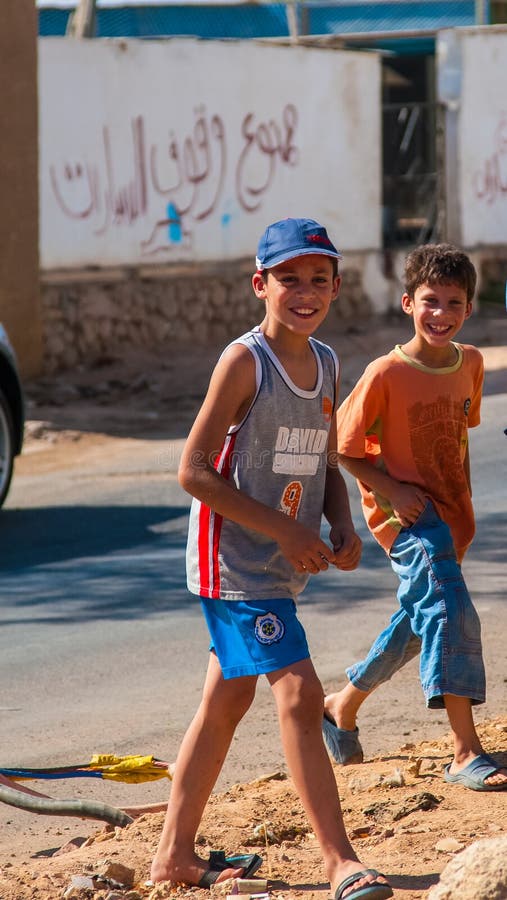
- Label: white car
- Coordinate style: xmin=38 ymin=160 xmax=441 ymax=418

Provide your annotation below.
xmin=0 ymin=324 xmax=24 ymax=507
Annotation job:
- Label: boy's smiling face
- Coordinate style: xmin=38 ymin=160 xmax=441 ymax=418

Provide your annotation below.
xmin=252 ymin=254 xmax=341 ymax=338
xmin=402 ymin=280 xmax=472 ymax=350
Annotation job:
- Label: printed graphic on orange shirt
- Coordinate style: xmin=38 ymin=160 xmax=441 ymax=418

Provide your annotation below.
xmin=408 ymin=396 xmax=468 ymax=499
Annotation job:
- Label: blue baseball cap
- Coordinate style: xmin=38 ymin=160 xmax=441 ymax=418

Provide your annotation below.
xmin=256 ymin=217 xmax=342 ymax=271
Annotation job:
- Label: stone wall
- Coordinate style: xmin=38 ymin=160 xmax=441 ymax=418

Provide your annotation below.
xmin=40 ymin=260 xmax=372 ymax=373
xmin=39 ymin=246 xmax=507 ymax=374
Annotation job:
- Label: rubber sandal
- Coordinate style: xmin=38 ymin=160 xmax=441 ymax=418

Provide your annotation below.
xmin=333 ymin=868 xmax=393 ymax=899
xmin=322 ymin=714 xmax=364 ymax=765
xmin=444 ymin=753 xmax=507 ymax=792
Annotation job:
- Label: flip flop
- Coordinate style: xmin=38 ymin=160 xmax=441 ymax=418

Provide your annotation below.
xmin=444 ymin=753 xmax=507 ymax=792
xmin=333 ymin=868 xmax=393 ymax=900
xmin=220 ymin=852 xmax=263 ymax=877
xmin=198 ymin=850 xmax=263 ymax=887
xmin=322 ymin=714 xmax=364 ymax=765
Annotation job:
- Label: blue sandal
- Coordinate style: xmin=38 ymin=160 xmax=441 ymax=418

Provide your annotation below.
xmin=322 ymin=714 xmax=364 ymax=765
xmin=444 ymin=753 xmax=507 ymax=792
xmin=334 ymin=868 xmax=393 ymax=900
xmin=198 ymin=850 xmax=263 ymax=887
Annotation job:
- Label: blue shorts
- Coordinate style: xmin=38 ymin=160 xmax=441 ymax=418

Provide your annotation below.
xmin=200 ymin=597 xmax=310 ymax=679
xmin=346 ymin=501 xmax=485 ymax=709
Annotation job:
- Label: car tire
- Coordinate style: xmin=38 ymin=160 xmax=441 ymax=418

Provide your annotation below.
xmin=0 ymin=388 xmax=15 ymax=508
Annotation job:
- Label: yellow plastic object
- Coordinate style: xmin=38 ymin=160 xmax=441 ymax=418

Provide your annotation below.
xmin=88 ymin=754 xmax=172 ymax=783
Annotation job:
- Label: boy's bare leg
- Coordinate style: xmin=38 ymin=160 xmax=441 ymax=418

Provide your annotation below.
xmin=268 ymin=660 xmax=390 ymax=898
xmin=324 ymin=681 xmax=371 ymax=731
xmin=150 ymin=653 xmax=257 ymax=885
xmin=444 ymin=694 xmax=507 ymax=786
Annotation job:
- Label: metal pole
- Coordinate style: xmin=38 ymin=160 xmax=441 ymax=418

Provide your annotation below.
xmin=474 ymin=0 xmax=490 ymax=24
xmin=286 ymin=0 xmax=299 ymax=43
xmin=66 ymin=0 xmax=97 ymax=38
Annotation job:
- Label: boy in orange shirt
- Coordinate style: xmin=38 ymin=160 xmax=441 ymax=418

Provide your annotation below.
xmin=323 ymin=243 xmax=507 ymax=792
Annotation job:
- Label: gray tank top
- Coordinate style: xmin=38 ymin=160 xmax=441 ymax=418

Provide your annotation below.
xmin=186 ymin=328 xmax=339 ymax=600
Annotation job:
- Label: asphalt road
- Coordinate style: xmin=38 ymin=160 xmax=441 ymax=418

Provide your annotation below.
xmin=0 ymin=390 xmax=505 ymax=858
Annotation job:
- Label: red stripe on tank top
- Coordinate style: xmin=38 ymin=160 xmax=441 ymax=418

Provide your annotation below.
xmin=197 ymin=433 xmax=236 ymax=597
xmin=197 ymin=502 xmax=212 ymax=595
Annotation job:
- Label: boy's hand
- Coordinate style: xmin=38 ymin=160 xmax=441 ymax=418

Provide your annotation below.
xmin=277 ymin=518 xmax=336 ymax=574
xmin=390 ymin=482 xmax=427 ymax=527
xmin=329 ymin=526 xmax=362 ymax=570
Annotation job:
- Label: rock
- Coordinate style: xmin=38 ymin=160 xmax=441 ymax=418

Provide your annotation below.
xmin=94 ymin=858 xmax=135 ymax=887
xmin=363 ymin=791 xmax=441 ymax=824
xmin=53 ymin=837 xmax=87 ymax=856
xmin=93 ymin=829 xmax=115 ymax=843
xmin=381 ymin=767 xmax=405 ymax=787
xmin=62 ymin=874 xmax=96 ymax=898
xmin=147 ymin=883 xmax=174 ymax=899
xmin=434 ymin=837 xmax=464 ymax=853
xmin=392 ymin=792 xmax=441 ymax=821
xmin=407 ymin=757 xmax=423 ymax=776
xmin=250 ymin=771 xmax=286 ymax=785
xmin=250 ymin=823 xmax=279 ymax=843
xmin=426 ymin=835 xmax=507 ymax=899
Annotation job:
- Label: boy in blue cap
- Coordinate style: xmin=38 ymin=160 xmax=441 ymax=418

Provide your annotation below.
xmin=151 ymin=218 xmax=393 ymax=900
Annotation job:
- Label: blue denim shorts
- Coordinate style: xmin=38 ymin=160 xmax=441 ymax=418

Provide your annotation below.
xmin=200 ymin=597 xmax=310 ymax=679
xmin=346 ymin=502 xmax=485 ymax=709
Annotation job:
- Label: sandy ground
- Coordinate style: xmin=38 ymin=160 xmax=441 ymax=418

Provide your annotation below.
xmin=2 ymin=308 xmax=506 ymax=899
xmin=0 ymin=719 xmax=506 ymax=900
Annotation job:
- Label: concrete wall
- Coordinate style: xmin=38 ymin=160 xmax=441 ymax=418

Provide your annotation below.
xmin=0 ymin=1 xmax=42 ymax=377
xmin=7 ymin=29 xmax=507 ymax=376
xmin=461 ymin=28 xmax=507 ymax=246
xmin=438 ymin=25 xmax=507 ymax=248
xmin=39 ymin=38 xmax=382 ymax=270
xmin=36 ymin=36 xmax=385 ymax=372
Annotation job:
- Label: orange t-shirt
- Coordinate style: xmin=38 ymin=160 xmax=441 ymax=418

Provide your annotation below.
xmin=336 ymin=343 xmax=484 ymax=562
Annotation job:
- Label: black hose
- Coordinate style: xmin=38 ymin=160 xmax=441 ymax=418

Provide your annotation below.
xmin=0 ymin=783 xmax=133 ymax=827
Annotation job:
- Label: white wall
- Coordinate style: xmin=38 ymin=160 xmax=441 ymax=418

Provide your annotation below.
xmin=39 ymin=38 xmax=381 ymax=270
xmin=439 ymin=27 xmax=507 ymax=248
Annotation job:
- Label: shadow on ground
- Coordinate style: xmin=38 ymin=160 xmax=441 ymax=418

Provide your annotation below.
xmin=0 ymin=504 xmax=504 ymax=627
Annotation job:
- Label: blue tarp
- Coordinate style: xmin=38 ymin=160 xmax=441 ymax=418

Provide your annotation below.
xmin=38 ymin=1 xmax=477 ymax=44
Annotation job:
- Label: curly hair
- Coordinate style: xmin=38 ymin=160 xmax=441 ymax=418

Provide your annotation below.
xmin=404 ymin=244 xmax=477 ymax=301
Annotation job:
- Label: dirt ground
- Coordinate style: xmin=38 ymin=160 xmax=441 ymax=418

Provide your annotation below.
xmin=2 ymin=308 xmax=506 ymax=900
xmin=0 ymin=719 xmax=506 ymax=900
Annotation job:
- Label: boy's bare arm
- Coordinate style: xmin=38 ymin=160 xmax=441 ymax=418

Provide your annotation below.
xmin=337 ymin=452 xmax=427 ymax=528
xmin=324 ymin=409 xmax=362 ymax=570
xmin=179 ymin=344 xmax=336 ymax=574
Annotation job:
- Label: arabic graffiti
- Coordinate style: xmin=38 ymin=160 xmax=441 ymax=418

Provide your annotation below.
xmin=236 ymin=104 xmax=299 ymax=212
xmin=149 ymin=106 xmax=226 ymax=222
xmin=49 ymin=105 xmax=299 ymax=254
xmin=473 ymin=112 xmax=507 ymax=205
xmin=50 ymin=116 xmax=148 ymax=235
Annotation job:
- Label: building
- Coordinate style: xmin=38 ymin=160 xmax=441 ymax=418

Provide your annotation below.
xmin=36 ymin=0 xmax=505 ymax=247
